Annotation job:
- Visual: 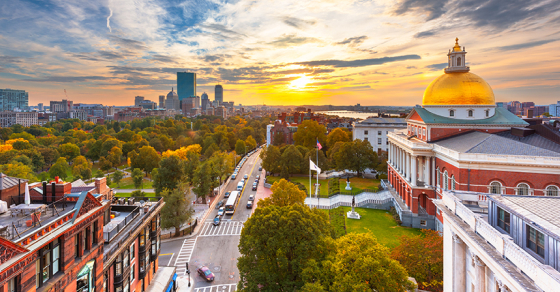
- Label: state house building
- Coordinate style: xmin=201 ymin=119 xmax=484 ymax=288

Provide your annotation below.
xmin=386 ymin=38 xmax=560 ymax=231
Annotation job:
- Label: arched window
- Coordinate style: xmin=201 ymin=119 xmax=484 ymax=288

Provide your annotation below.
xmin=451 ymin=175 xmax=456 ymax=190
xmin=457 ymin=57 xmax=461 ymax=66
xmin=546 ymin=185 xmax=559 ymax=196
xmin=443 ymin=171 xmax=449 ymax=190
xmin=485 ymin=110 xmax=489 ymax=117
xmin=468 ymin=110 xmax=473 ymax=117
xmin=490 ymin=182 xmax=502 ymax=194
xmin=449 ymin=110 xmax=455 ymax=117
xmin=517 ymin=183 xmax=530 ymax=196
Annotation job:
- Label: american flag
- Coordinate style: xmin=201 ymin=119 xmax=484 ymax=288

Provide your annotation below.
xmin=317 ymin=139 xmax=322 ymax=150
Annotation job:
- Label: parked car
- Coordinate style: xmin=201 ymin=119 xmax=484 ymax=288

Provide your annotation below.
xmin=224 ymin=191 xmax=231 ymax=198
xmin=197 ymin=266 xmax=215 ymax=281
xmin=246 ymin=201 xmax=253 ymax=209
xmin=244 ymin=174 xmax=248 ymax=179
xmin=216 ymin=199 xmax=226 ymax=209
xmin=218 ymin=207 xmax=225 ymax=216
xmin=248 ymin=194 xmax=254 ymax=201
xmin=231 ymin=173 xmax=237 ymax=179
xmin=256 ymin=175 xmax=260 ymax=180
xmin=213 ymin=215 xmax=221 ymax=226
xmin=258 ymin=167 xmax=262 ymax=171
xmin=252 ymin=183 xmax=258 ymax=191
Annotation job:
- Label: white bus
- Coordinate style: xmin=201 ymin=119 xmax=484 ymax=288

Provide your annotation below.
xmin=225 ymin=191 xmax=241 ymax=215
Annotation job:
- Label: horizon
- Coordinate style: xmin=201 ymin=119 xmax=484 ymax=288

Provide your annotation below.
xmin=1 ymin=0 xmax=559 ymax=106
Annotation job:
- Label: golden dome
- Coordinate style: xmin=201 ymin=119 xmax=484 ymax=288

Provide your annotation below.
xmin=453 ymin=37 xmax=462 ymax=52
xmin=422 ymin=72 xmax=495 ymax=106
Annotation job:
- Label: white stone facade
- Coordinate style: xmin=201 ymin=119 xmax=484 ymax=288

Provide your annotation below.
xmin=352 ymin=118 xmax=406 ymax=152
xmin=423 ymin=105 xmax=496 ymax=120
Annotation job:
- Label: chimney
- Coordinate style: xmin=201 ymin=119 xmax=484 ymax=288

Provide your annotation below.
xmin=42 ymin=181 xmax=47 ymax=203
xmin=51 ymin=182 xmax=56 ymax=203
xmin=528 ymin=109 xmax=534 ymax=119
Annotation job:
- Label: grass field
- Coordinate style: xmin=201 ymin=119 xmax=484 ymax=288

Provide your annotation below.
xmin=342 ymin=207 xmax=422 ymax=248
xmin=115 ymin=192 xmax=156 ymax=197
xmin=109 ymin=177 xmax=153 ymax=189
xmin=266 ymin=176 xmax=379 ymax=198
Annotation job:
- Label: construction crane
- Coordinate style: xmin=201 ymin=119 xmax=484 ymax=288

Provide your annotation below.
xmin=64 ymin=89 xmax=68 ymax=99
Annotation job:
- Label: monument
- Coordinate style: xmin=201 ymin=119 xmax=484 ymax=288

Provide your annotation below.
xmin=346 ymin=178 xmax=361 ymax=219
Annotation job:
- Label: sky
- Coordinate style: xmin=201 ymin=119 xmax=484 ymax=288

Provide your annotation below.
xmin=1 ymin=0 xmax=560 ymax=107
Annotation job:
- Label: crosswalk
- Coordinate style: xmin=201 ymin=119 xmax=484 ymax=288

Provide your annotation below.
xmin=198 ymin=221 xmax=244 ymax=237
xmin=174 ymin=238 xmax=197 ymax=275
xmin=194 ymin=284 xmax=237 ymax=292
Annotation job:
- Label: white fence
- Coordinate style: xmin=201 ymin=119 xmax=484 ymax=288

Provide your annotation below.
xmin=305 ymin=191 xmax=392 ymax=210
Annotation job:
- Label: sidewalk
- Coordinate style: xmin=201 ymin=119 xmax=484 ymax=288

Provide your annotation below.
xmin=253 ymin=169 xmax=272 ymax=210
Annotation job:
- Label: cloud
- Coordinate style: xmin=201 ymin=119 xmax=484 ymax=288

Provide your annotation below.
xmin=24 ymin=76 xmax=112 ymax=82
xmin=293 ymin=55 xmax=421 ymax=68
xmin=414 ymin=29 xmax=437 ymax=38
xmin=198 ymin=23 xmax=246 ymax=39
xmin=151 ymin=54 xmax=176 ymax=63
xmin=282 ymin=17 xmax=316 ymax=29
xmin=108 ymin=35 xmax=147 ymax=50
xmin=336 ymin=36 xmax=368 ymax=46
xmin=392 ymin=0 xmax=449 ymax=21
xmin=425 ymin=63 xmax=447 ymax=71
xmin=267 ymin=34 xmax=320 ymax=47
xmin=497 ymin=39 xmax=558 ymax=51
xmin=0 ymin=55 xmax=23 ymax=63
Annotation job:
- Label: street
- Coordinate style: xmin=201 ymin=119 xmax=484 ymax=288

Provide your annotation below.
xmin=159 ymin=148 xmax=263 ymax=291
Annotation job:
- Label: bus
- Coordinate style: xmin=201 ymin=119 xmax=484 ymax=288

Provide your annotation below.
xmin=225 ymin=191 xmax=241 ymax=215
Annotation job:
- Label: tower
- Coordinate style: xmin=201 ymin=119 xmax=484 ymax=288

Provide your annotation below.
xmin=177 ymin=72 xmax=196 ymax=101
xmin=445 ymin=38 xmax=469 ymax=73
xmin=215 ymin=85 xmax=223 ymax=105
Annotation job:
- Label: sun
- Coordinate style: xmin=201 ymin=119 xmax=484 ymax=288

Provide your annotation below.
xmin=289 ymin=75 xmax=312 ymax=90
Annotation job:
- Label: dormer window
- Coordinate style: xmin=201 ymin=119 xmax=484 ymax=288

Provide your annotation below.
xmin=468 ymin=110 xmax=473 ymax=117
xmin=485 ymin=110 xmax=489 ymax=117
xmin=449 ymin=110 xmax=455 ymax=117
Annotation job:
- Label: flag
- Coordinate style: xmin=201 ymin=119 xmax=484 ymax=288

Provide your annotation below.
xmin=310 ymin=159 xmax=321 ymax=174
xmin=317 ymin=139 xmax=322 ymax=150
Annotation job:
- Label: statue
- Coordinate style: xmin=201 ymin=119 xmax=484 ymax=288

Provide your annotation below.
xmin=352 ymin=196 xmax=355 ymax=208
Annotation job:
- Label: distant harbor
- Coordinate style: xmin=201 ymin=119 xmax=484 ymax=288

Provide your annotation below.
xmin=317 ymin=110 xmax=378 ymax=120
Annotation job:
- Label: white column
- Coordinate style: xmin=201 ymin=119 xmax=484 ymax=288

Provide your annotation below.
xmin=398 ymin=147 xmax=401 ymax=172
xmin=432 ymin=157 xmax=436 ymax=187
xmin=453 ymin=234 xmax=466 ymax=292
xmin=473 ymin=255 xmax=486 ymax=292
xmin=406 ymin=152 xmax=411 ymax=182
xmin=411 ymin=155 xmax=417 ymax=187
xmin=419 ymin=156 xmax=424 ymax=183
xmin=426 ymin=157 xmax=431 ymax=187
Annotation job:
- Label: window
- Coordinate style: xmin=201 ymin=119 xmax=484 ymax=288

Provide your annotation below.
xmin=131 ymin=263 xmax=136 ymax=283
xmin=517 ymin=183 xmax=529 ymax=196
xmin=104 ymin=272 xmax=108 ymax=292
xmin=35 ymin=238 xmax=61 ymax=288
xmin=443 ymin=171 xmax=448 ymax=190
xmin=377 ymin=131 xmax=381 ymax=135
xmin=364 ymin=137 xmax=368 ymax=141
xmin=468 ymin=110 xmax=473 ymax=117
xmin=485 ymin=110 xmax=489 ymax=117
xmin=85 ymin=227 xmax=90 ymax=252
xmin=75 ymin=234 xmax=80 ymax=258
xmin=364 ymin=130 xmax=368 ymax=135
xmin=139 ymin=228 xmax=146 ymax=247
xmin=115 ymin=254 xmax=123 ymax=276
xmin=451 ymin=175 xmax=456 ymax=190
xmin=378 ymin=138 xmax=382 ymax=145
xmin=130 ymin=242 xmax=135 ymax=262
xmin=527 ymin=225 xmax=545 ymax=257
xmin=52 ymin=239 xmax=60 ymax=275
xmin=93 ymin=221 xmax=98 ymax=245
xmin=546 ymin=185 xmax=559 ymax=196
xmin=490 ymin=182 xmax=502 ymax=194
xmin=497 ymin=207 xmax=510 ymax=233
xmin=124 ymin=249 xmax=130 ymax=269
xmin=420 ymin=220 xmax=427 ymax=226
xmin=8 ymin=275 xmax=20 ymax=292
xmin=457 ymin=57 xmax=461 ymax=66
xmin=77 ymin=260 xmax=95 ymax=292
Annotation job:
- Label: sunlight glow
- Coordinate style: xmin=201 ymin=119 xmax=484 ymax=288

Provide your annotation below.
xmin=289 ymin=75 xmax=312 ymax=90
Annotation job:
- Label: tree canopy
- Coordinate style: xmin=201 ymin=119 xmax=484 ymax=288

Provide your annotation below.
xmin=293 ymin=120 xmax=327 ymax=150
xmin=258 ymin=179 xmax=306 ymax=208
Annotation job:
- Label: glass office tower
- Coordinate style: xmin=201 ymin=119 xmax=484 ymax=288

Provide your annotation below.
xmin=177 ymin=72 xmax=196 ymax=101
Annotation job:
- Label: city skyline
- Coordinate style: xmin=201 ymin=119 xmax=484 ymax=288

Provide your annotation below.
xmin=0 ymin=0 xmax=559 ymax=106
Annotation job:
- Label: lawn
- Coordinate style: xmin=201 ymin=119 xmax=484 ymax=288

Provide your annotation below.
xmin=266 ymin=176 xmax=379 ymax=198
xmin=115 ymin=192 xmax=156 ymax=197
xmin=342 ymin=207 xmax=422 ymax=248
xmin=109 ymin=177 xmax=153 ymax=189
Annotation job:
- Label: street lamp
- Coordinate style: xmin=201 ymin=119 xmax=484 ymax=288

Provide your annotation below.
xmin=186 ymin=262 xmax=191 ymax=287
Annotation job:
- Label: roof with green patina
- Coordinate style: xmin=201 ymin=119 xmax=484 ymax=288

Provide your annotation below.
xmin=410 ymin=107 xmax=529 ymax=126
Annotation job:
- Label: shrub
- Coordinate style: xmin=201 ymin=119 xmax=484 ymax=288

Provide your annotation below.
xmin=389 ymin=206 xmax=402 ymax=225
xmin=329 ymin=206 xmax=346 ymax=238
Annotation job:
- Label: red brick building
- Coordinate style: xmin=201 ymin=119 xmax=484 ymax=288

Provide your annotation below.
xmin=386 ymin=39 xmax=560 ymax=230
xmin=0 ymin=174 xmax=27 ymax=205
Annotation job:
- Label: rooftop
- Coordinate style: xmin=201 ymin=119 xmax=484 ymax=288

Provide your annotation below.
xmin=412 ymin=107 xmax=528 ymax=126
xmin=0 ymin=173 xmax=26 ymax=190
xmin=354 ymin=117 xmax=406 ymax=125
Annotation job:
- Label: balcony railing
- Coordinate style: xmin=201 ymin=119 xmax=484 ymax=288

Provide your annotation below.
xmin=103 ymin=207 xmax=140 ymax=243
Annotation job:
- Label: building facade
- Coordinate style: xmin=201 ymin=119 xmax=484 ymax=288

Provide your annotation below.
xmin=0 ymin=89 xmax=28 ymax=111
xmin=386 ymin=39 xmax=560 ymax=230
xmin=165 ymin=88 xmax=180 ymax=111
xmin=50 ymin=100 xmax=73 ymax=113
xmin=177 ymin=72 xmax=196 ymax=101
xmin=158 ymin=95 xmax=165 ymax=109
xmin=353 ymin=117 xmax=406 ymax=153
xmin=0 ymin=112 xmax=38 ymax=127
xmin=214 ymin=85 xmax=223 ymax=105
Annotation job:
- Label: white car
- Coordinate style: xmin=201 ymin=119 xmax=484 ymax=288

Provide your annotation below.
xmin=218 ymin=207 xmax=225 ymax=216
xmin=244 ymin=174 xmax=248 ymax=179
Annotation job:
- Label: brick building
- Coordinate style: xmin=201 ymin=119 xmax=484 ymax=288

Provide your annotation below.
xmin=386 ymin=39 xmax=560 ymax=230
xmin=266 ymin=120 xmax=298 ymax=146
xmin=0 ymin=173 xmax=27 ymax=205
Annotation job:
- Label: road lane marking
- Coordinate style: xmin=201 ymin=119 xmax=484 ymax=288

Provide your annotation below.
xmin=199 ymin=221 xmax=244 ymax=237
xmin=194 ymin=284 xmax=237 ymax=292
xmin=173 ymin=237 xmax=197 ymax=269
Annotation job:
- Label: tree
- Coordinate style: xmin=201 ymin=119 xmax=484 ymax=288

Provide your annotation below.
xmin=327 ymin=233 xmax=414 ymax=291
xmin=108 ymin=146 xmax=123 ymax=168
xmin=0 ymin=162 xmax=37 ymax=181
xmin=235 ymin=139 xmax=246 ymax=155
xmin=58 ymin=143 xmax=80 ymax=161
xmin=245 ymin=135 xmax=257 ymax=150
xmin=49 ymin=157 xmax=69 ymax=180
xmin=161 ymin=182 xmax=195 ymax=237
xmin=293 ymin=120 xmax=327 ymax=150
xmin=192 ymin=161 xmax=217 ymax=204
xmin=112 ymin=170 xmax=124 ymax=187
xmin=209 ymin=151 xmax=234 ymax=185
xmin=100 ymin=138 xmax=122 ymax=157
xmin=391 ymin=230 xmax=444 ymax=291
xmin=98 ymin=157 xmax=113 ymax=172
xmin=280 ymin=145 xmax=303 ymax=176
xmin=258 ymin=179 xmax=306 ymax=208
xmin=138 ymin=146 xmax=160 ymax=175
xmin=132 ymin=168 xmax=144 ymax=189
xmin=260 ymin=145 xmax=281 ymax=175
xmin=130 ymin=190 xmax=146 ymax=197
xmin=272 ymin=131 xmax=285 ymax=146
xmin=153 ymin=155 xmax=184 ymax=194
xmin=303 ymin=149 xmax=328 ymax=177
xmin=38 ymin=147 xmax=59 ymax=167
xmin=333 ymin=140 xmax=377 ymax=176
xmin=183 ymin=150 xmax=200 ymax=185
xmin=72 ymin=156 xmax=92 ymax=181
xmin=237 ymin=204 xmax=335 ymax=291
xmin=326 ymin=128 xmax=351 ymax=149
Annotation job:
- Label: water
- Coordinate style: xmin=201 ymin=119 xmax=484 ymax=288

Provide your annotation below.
xmin=317 ymin=110 xmax=378 ymax=120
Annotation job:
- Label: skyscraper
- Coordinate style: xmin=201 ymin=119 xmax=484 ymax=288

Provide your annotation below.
xmin=201 ymin=92 xmax=209 ymax=110
xmin=159 ymin=95 xmax=165 ymax=109
xmin=215 ymin=85 xmax=223 ymax=105
xmin=166 ymin=88 xmax=180 ymax=111
xmin=177 ymin=72 xmax=196 ymax=101
xmin=0 ymin=89 xmax=28 ymax=111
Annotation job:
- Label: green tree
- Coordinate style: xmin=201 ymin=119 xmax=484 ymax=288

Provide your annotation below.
xmin=72 ymin=156 xmax=92 ymax=181
xmin=153 ymin=155 xmax=184 ymax=195
xmin=108 ymin=146 xmax=123 ymax=168
xmin=92 ymin=125 xmax=107 ymax=139
xmin=235 ymin=139 xmax=246 ymax=155
xmin=49 ymin=157 xmax=69 ymax=180
xmin=245 ymin=135 xmax=257 ymax=150
xmin=326 ymin=128 xmax=351 ymax=149
xmin=132 ymin=168 xmax=144 ymax=189
xmin=260 ymin=145 xmax=281 ymax=175
xmin=112 ymin=170 xmax=124 ymax=187
xmin=130 ymin=190 xmax=146 ymax=197
xmin=272 ymin=131 xmax=285 ymax=146
xmin=258 ymin=179 xmax=306 ymax=208
xmin=192 ymin=161 xmax=217 ymax=204
xmin=98 ymin=157 xmax=113 ymax=172
xmin=0 ymin=162 xmax=37 ymax=182
xmin=58 ymin=143 xmax=80 ymax=161
xmin=100 ymin=138 xmax=122 ymax=157
xmin=161 ymin=182 xmax=195 ymax=237
xmin=293 ymin=120 xmax=327 ymax=150
xmin=138 ymin=146 xmax=160 ymax=175
xmin=12 ymin=140 xmax=32 ymax=150
xmin=183 ymin=150 xmax=200 ymax=185
xmin=333 ymin=140 xmax=377 ymax=176
xmin=209 ymin=151 xmax=234 ymax=185
xmin=237 ymin=204 xmax=335 ymax=291
xmin=0 ymin=128 xmax=13 ymax=140
xmin=280 ymin=145 xmax=303 ymax=176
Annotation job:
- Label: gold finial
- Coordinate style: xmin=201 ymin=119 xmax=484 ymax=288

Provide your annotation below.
xmin=453 ymin=37 xmax=462 ymax=52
